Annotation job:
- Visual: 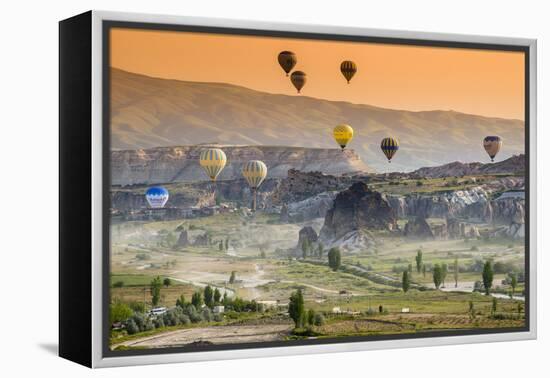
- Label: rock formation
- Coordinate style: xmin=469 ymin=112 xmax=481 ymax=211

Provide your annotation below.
xmin=404 ymin=217 xmax=434 ymax=239
xmin=320 ymin=182 xmax=397 ymax=242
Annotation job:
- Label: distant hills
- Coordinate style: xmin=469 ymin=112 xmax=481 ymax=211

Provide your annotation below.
xmin=111 ymin=144 xmax=370 ymax=186
xmin=411 ymin=154 xmax=525 ymax=178
xmin=110 ymin=68 xmax=525 ymax=172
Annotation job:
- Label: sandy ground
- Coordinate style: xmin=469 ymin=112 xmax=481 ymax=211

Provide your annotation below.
xmin=114 ymin=324 xmax=292 ymax=349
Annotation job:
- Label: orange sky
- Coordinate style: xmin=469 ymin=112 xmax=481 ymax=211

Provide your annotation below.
xmin=110 ymin=28 xmax=525 ymax=120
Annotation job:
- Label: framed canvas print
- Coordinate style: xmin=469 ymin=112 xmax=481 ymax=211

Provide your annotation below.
xmin=59 ymin=10 xmax=537 ymax=368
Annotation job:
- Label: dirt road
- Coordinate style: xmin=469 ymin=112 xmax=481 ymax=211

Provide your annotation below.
xmin=113 ymin=324 xmax=292 ymax=349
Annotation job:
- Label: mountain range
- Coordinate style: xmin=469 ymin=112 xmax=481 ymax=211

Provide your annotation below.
xmin=110 ymin=68 xmax=524 ymax=172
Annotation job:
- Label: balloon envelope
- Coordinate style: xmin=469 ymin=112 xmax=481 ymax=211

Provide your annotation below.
xmin=242 ymin=160 xmax=268 ymax=189
xmin=380 ymin=137 xmax=400 ymax=162
xmin=290 ymin=71 xmax=307 ymax=93
xmin=278 ymin=51 xmax=297 ymax=76
xmin=483 ymin=136 xmax=502 ymax=162
xmin=333 ymin=124 xmax=354 ymax=150
xmin=340 ymin=61 xmax=357 ymax=83
xmin=145 ymin=186 xmax=169 ymax=208
xmin=199 ymin=148 xmax=227 ymax=181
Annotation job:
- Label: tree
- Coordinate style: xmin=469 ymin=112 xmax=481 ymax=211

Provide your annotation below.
xmin=163 ymin=277 xmax=171 ymax=287
xmin=468 ymin=300 xmax=476 ymax=320
xmin=150 ymin=276 xmax=162 ymax=307
xmin=288 ymin=289 xmax=305 ymax=328
xmin=307 ymin=309 xmax=316 ymax=325
xmin=482 ymin=261 xmax=494 ymax=295
xmin=422 ymin=264 xmax=426 ymax=278
xmin=229 ymin=271 xmax=236 ymax=284
xmin=317 ymin=243 xmax=324 ymax=259
xmin=191 ymin=291 xmax=203 ymax=308
xmin=408 ymin=263 xmax=413 ymax=275
xmin=415 ymin=250 xmax=423 ymax=273
xmin=433 ymin=264 xmax=443 ymax=289
xmin=110 ymin=301 xmax=133 ymax=324
xmin=301 ymin=239 xmax=309 ymax=259
xmin=214 ymin=288 xmax=221 ymax=303
xmin=204 ymin=285 xmax=214 ymax=307
xmin=453 ymin=258 xmax=459 ymax=288
xmin=225 ymin=238 xmax=229 ymax=251
xmin=510 ymin=273 xmax=518 ymax=297
xmin=441 ymin=263 xmax=448 ymax=288
xmin=492 ymin=297 xmax=497 ymax=315
xmin=219 ymin=241 xmax=224 ymax=251
xmin=176 ymin=294 xmax=186 ymax=308
xmin=328 ymin=247 xmax=342 ymax=271
xmin=402 ymin=270 xmax=410 ymax=293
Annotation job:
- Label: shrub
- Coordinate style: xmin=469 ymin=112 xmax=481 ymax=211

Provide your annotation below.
xmin=213 ymin=313 xmax=223 ymax=322
xmin=128 ymin=301 xmax=145 ymax=313
xmin=313 ymin=313 xmax=325 ymax=326
xmin=131 ymin=313 xmax=147 ymax=331
xmin=144 ymin=319 xmax=155 ymax=331
xmin=135 ymin=253 xmax=151 ymax=260
xmin=201 ymin=307 xmax=212 ymax=322
xmin=153 ymin=317 xmax=165 ymax=328
xmin=113 ymin=281 xmax=124 ymax=288
xmin=125 ymin=319 xmax=139 ymax=335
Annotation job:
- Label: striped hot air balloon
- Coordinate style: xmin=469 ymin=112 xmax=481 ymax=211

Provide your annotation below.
xmin=483 ymin=136 xmax=502 ymax=162
xmin=333 ymin=124 xmax=354 ymax=150
xmin=380 ymin=137 xmax=399 ymax=162
xmin=199 ymin=148 xmax=227 ymax=181
xmin=340 ymin=60 xmax=357 ymax=84
xmin=242 ymin=160 xmax=268 ymax=211
xmin=145 ymin=186 xmax=169 ymax=208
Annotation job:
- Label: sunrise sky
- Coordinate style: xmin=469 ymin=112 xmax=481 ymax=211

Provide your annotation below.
xmin=110 ymin=28 xmax=525 ymax=120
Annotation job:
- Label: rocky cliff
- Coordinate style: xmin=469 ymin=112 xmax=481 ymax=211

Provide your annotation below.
xmin=111 ymin=145 xmax=369 ymax=186
xmin=320 ymin=183 xmax=397 ymax=243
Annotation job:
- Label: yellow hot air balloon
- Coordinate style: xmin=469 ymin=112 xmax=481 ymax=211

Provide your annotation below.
xmin=290 ymin=71 xmax=307 ymax=93
xmin=242 ymin=160 xmax=268 ymax=211
xmin=199 ymin=148 xmax=227 ymax=181
xmin=340 ymin=61 xmax=357 ymax=84
xmin=333 ymin=124 xmax=354 ymax=150
xmin=380 ymin=137 xmax=399 ymax=162
xmin=483 ymin=136 xmax=502 ymax=162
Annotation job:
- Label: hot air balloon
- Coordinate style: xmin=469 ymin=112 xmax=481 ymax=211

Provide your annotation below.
xmin=483 ymin=136 xmax=502 ymax=162
xmin=290 ymin=71 xmax=307 ymax=93
xmin=242 ymin=160 xmax=268 ymax=211
xmin=145 ymin=186 xmax=169 ymax=209
xmin=199 ymin=148 xmax=227 ymax=181
xmin=380 ymin=137 xmax=399 ymax=162
xmin=340 ymin=60 xmax=357 ymax=84
xmin=333 ymin=124 xmax=354 ymax=150
xmin=278 ymin=51 xmax=297 ymax=76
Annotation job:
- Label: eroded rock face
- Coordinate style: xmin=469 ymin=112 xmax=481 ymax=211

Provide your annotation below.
xmin=320 ymin=183 xmax=397 ymax=242
xmin=404 ymin=217 xmax=434 ymax=239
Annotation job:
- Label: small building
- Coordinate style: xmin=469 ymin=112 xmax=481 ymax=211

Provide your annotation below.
xmin=332 ymin=307 xmax=342 ymax=314
xmin=401 ymin=307 xmax=410 ymax=313
xmin=212 ymin=305 xmax=225 ymax=314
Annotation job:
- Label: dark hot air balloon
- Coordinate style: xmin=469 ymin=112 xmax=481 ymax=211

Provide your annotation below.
xmin=290 ymin=71 xmax=307 ymax=93
xmin=483 ymin=136 xmax=502 ymax=162
xmin=277 ymin=51 xmax=297 ymax=76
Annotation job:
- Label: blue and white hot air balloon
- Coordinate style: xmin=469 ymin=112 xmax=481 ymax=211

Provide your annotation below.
xmin=145 ymin=186 xmax=169 ymax=209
